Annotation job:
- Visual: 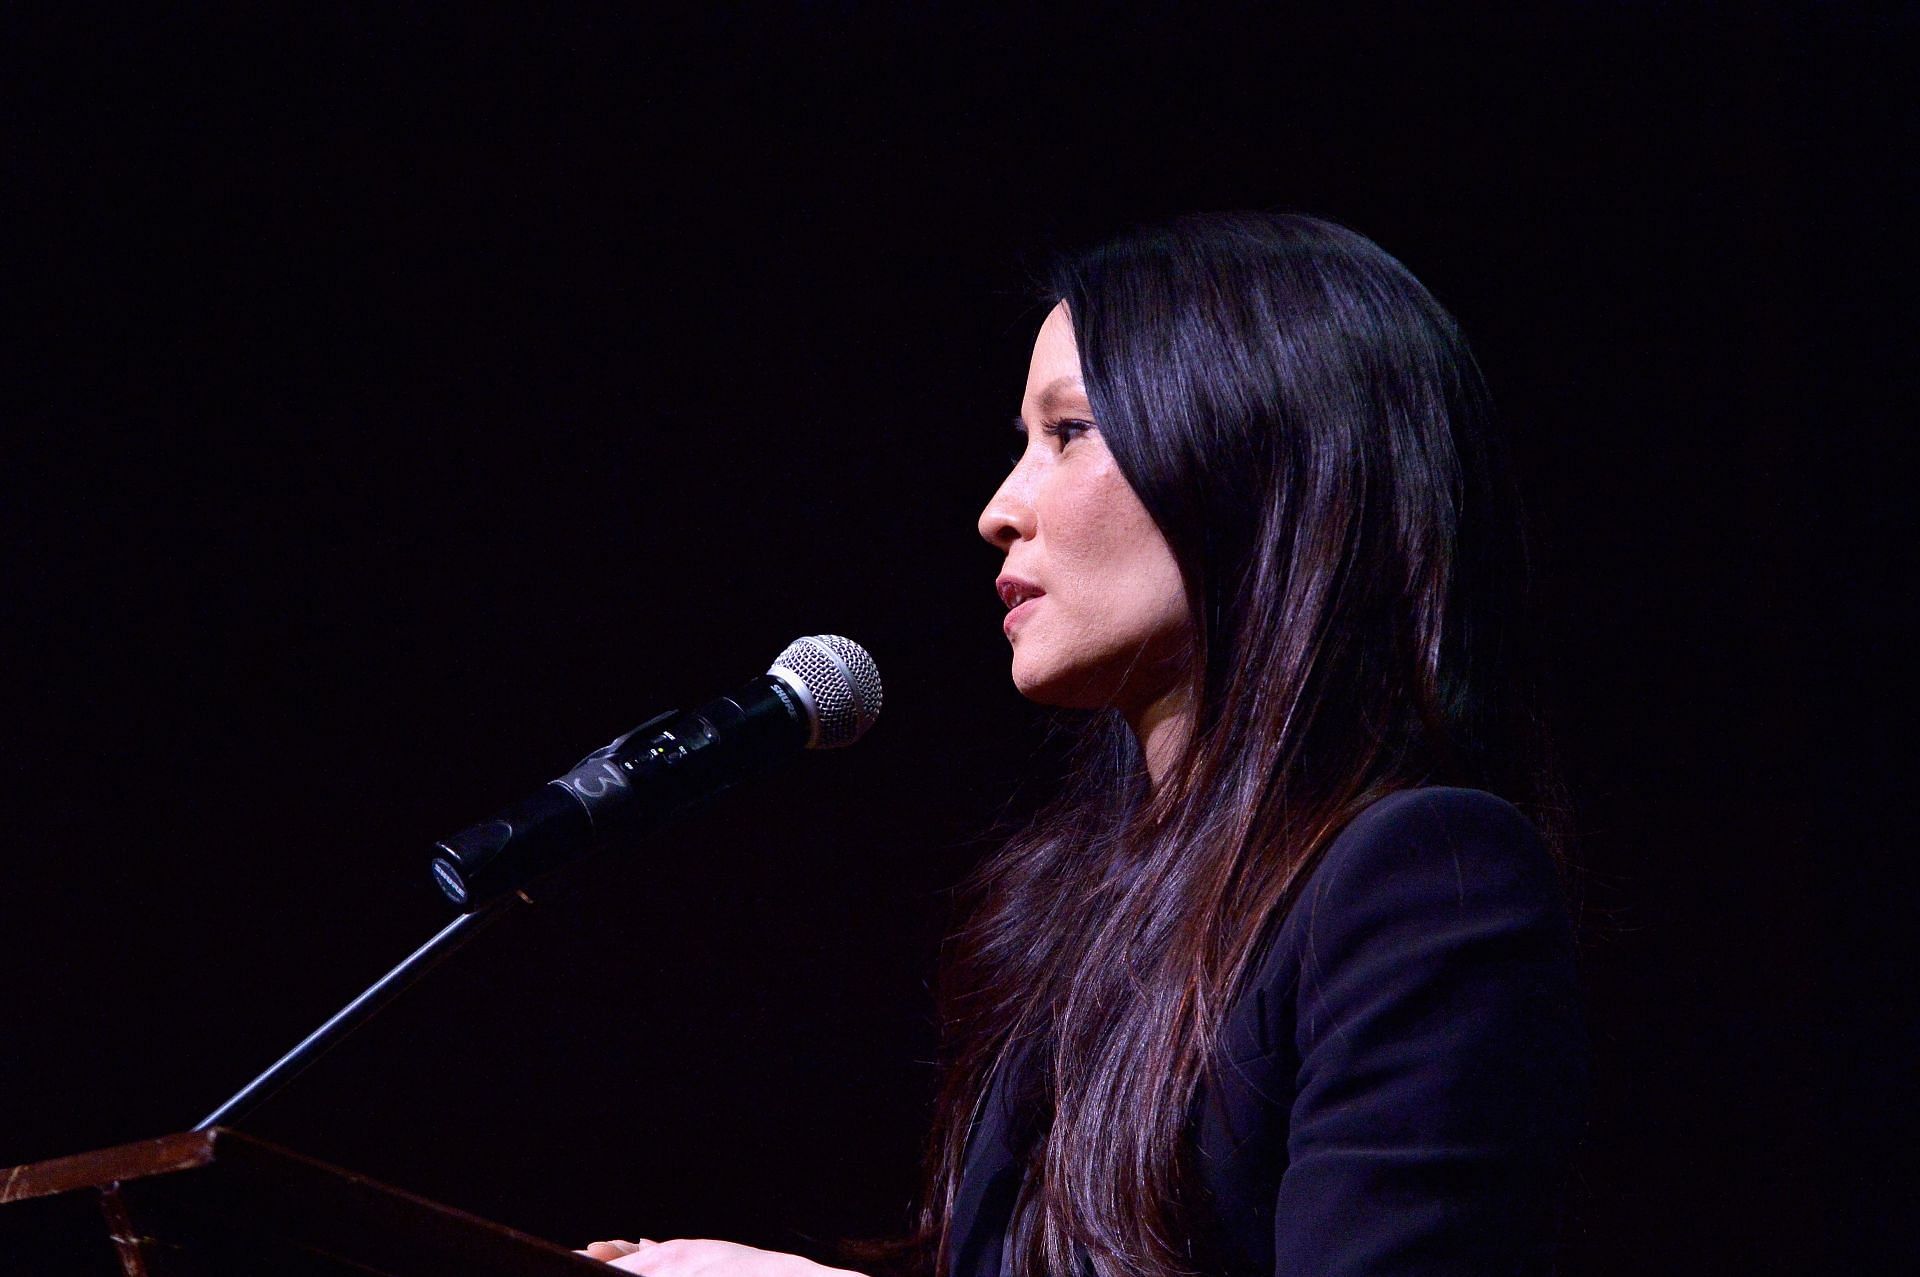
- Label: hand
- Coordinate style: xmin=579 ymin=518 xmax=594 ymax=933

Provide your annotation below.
xmin=574 ymin=1237 xmax=862 ymax=1277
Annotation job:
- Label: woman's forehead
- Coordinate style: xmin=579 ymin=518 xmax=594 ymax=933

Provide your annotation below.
xmin=1025 ymin=307 xmax=1084 ymax=401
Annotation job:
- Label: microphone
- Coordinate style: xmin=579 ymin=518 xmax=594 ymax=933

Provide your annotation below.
xmin=429 ymin=634 xmax=882 ymax=909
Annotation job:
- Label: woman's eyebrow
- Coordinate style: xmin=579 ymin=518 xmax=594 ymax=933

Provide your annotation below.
xmin=1016 ymin=377 xmax=1091 ymax=430
xmin=1036 ymin=377 xmax=1087 ymax=411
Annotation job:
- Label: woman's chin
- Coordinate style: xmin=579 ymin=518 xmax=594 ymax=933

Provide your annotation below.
xmin=1009 ymin=655 xmax=1064 ymax=705
xmin=1010 ymin=658 xmax=1113 ymax=711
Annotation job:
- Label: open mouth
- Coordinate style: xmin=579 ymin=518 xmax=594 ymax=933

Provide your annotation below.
xmin=996 ymin=578 xmax=1045 ymax=610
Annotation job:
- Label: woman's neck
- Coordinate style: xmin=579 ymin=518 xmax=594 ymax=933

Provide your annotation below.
xmin=1130 ymin=686 xmax=1195 ymax=794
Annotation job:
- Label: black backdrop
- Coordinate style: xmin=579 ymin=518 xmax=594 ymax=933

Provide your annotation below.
xmin=2 ymin=5 xmax=1909 ymax=1273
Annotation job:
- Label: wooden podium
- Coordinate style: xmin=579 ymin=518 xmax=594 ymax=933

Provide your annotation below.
xmin=0 ymin=1127 xmax=605 ymax=1275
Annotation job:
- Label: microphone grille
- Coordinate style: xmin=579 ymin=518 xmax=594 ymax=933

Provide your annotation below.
xmin=770 ymin=634 xmax=883 ymax=749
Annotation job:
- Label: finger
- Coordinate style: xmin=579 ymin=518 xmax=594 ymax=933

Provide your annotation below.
xmin=581 ymin=1239 xmax=650 ymax=1260
xmin=620 ymin=1238 xmax=734 ymax=1277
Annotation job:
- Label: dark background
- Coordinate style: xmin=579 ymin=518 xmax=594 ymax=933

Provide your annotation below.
xmin=2 ymin=4 xmax=1910 ymax=1272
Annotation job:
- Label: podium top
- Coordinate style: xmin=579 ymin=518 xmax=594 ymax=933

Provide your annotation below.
xmin=4 ymin=1129 xmax=232 ymax=1205
xmin=0 ymin=1127 xmax=605 ymax=1275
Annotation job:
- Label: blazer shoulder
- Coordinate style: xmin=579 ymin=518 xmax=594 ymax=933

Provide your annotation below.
xmin=1228 ymin=786 xmax=1570 ymax=1054
xmin=1335 ymin=783 xmax=1547 ymax=858
xmin=1296 ymin=785 xmax=1559 ymax=922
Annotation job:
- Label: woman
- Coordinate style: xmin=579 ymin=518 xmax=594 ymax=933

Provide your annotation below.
xmin=584 ymin=212 xmax=1589 ymax=1276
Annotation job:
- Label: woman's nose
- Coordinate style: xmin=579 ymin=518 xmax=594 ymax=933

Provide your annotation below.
xmin=977 ymin=464 xmax=1036 ymax=550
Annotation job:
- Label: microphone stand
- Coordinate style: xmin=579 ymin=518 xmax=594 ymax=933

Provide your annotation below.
xmin=193 ymin=891 xmax=527 ymax=1132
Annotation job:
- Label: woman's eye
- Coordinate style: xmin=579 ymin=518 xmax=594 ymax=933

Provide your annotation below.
xmin=1044 ymin=418 xmax=1094 ymax=445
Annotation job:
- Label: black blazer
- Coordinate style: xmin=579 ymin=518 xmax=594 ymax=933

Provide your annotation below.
xmin=948 ymin=787 xmax=1588 ymax=1277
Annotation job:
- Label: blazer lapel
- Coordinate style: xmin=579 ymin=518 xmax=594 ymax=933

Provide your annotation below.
xmin=948 ymin=1037 xmax=1045 ymax=1277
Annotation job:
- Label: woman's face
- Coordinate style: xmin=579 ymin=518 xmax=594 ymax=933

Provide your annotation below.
xmin=977 ymin=302 xmax=1193 ymax=715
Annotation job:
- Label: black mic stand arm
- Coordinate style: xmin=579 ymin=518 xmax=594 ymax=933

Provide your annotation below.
xmin=192 ymin=891 xmax=526 ymax=1132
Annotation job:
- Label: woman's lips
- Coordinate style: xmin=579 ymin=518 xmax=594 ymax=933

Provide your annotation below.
xmin=1003 ymin=595 xmax=1042 ymax=637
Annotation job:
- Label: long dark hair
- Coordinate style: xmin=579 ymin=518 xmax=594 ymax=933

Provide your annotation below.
xmin=874 ymin=212 xmax=1568 ymax=1277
